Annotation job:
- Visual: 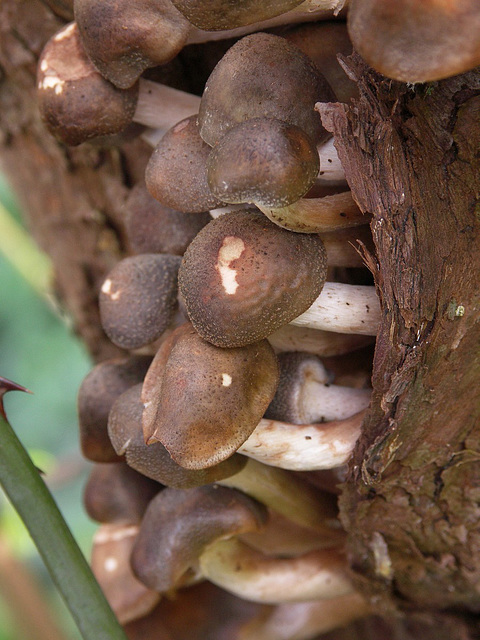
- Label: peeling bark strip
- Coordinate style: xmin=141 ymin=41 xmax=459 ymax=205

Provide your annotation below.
xmin=319 ymin=56 xmax=480 ymax=612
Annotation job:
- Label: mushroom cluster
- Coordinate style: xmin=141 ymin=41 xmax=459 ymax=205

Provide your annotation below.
xmin=35 ymin=1 xmax=479 ymax=637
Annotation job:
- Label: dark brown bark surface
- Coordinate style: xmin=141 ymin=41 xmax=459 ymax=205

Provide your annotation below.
xmin=319 ymin=57 xmax=480 ymax=615
xmin=1 ymin=1 xmax=480 ymax=636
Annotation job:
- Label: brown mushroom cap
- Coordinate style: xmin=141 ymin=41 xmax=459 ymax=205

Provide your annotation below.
xmin=123 ymin=183 xmax=211 ymax=256
xmin=170 ymin=0 xmax=305 ymax=30
xmin=108 ymin=384 xmax=248 ymax=487
xmin=74 ymin=0 xmax=191 ymax=89
xmin=178 ymin=210 xmax=328 ymax=347
xmin=83 ymin=462 xmax=162 ymax=524
xmin=347 ymin=0 xmax=480 ymax=83
xmin=207 ymin=118 xmax=319 ymax=208
xmin=146 ymin=324 xmax=279 ymax=469
xmin=77 ymin=355 xmax=151 ymax=462
xmin=198 ymin=33 xmax=336 ymax=147
xmin=130 ymin=485 xmax=267 ymax=593
xmin=37 ymin=22 xmax=138 ymax=145
xmin=99 ymin=253 xmax=181 ymax=350
xmin=145 ymin=115 xmax=224 ymax=213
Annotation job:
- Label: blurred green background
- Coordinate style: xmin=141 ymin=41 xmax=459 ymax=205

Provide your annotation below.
xmin=0 ymin=174 xmax=96 ymax=639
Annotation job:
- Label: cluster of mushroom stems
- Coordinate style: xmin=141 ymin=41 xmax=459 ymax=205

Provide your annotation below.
xmin=35 ymin=0 xmax=480 ymax=638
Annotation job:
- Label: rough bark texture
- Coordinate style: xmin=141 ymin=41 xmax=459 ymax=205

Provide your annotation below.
xmin=1 ymin=1 xmax=480 ymax=637
xmin=319 ymin=57 xmax=480 ymax=618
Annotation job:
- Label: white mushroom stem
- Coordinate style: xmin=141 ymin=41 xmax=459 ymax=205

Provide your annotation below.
xmin=199 ymin=538 xmax=352 ymax=604
xmin=289 ymin=379 xmax=371 ymax=422
xmin=218 ymin=458 xmax=339 ymax=536
xmin=292 ymin=282 xmax=381 ymax=336
xmin=186 ymin=1 xmax=348 ymax=45
xmin=241 ymin=592 xmax=370 ymax=640
xmin=258 ymin=191 xmax=368 ymax=233
xmin=238 ymin=410 xmax=365 ymax=471
xmin=268 ymin=324 xmax=374 ymax=356
xmin=316 ymin=136 xmax=347 ymax=185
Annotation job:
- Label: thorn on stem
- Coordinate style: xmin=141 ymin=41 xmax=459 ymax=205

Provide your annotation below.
xmin=0 ymin=376 xmax=33 ymax=421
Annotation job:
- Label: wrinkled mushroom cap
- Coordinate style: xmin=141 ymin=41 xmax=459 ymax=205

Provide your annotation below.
xmin=83 ymin=462 xmax=161 ymax=524
xmin=123 ymin=183 xmax=211 ymax=256
xmin=131 ymin=485 xmax=267 ymax=592
xmin=179 ymin=210 xmax=328 ymax=347
xmin=77 ymin=355 xmax=151 ymax=462
xmin=348 ymin=0 xmax=480 ymax=83
xmin=145 ymin=115 xmax=224 ymax=213
xmin=198 ymin=33 xmax=335 ymax=147
xmin=170 ymin=0 xmax=305 ymax=30
xmin=74 ymin=0 xmax=191 ymax=88
xmin=207 ymin=117 xmax=319 ymax=208
xmin=145 ymin=324 xmax=279 ymax=469
xmin=108 ymin=384 xmax=247 ymax=487
xmin=37 ymin=22 xmax=138 ymax=145
xmin=99 ymin=253 xmax=181 ymax=350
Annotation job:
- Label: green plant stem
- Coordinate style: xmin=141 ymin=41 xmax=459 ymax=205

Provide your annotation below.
xmin=0 ymin=412 xmax=128 ymax=640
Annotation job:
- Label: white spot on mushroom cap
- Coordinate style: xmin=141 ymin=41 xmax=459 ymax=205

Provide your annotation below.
xmin=53 ymin=22 xmax=76 ymax=42
xmin=104 ymin=556 xmax=119 ymax=573
xmin=222 ymin=373 xmax=232 ymax=387
xmin=101 ymin=278 xmax=121 ymax=301
xmin=215 ymin=235 xmax=245 ymax=295
xmin=40 ymin=75 xmax=65 ymax=94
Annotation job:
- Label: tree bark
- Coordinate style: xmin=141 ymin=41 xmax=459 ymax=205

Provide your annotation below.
xmin=1 ymin=1 xmax=479 ymax=636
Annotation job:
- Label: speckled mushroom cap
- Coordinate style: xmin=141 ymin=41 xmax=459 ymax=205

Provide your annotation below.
xmin=99 ymin=253 xmax=181 ymax=350
xmin=146 ymin=115 xmax=225 ymax=213
xmin=179 ymin=210 xmax=328 ymax=347
xmin=77 ymin=355 xmax=151 ymax=462
xmin=347 ymin=0 xmax=480 ymax=83
xmin=170 ymin=0 xmax=305 ymax=29
xmin=123 ymin=184 xmax=211 ymax=256
xmin=146 ymin=324 xmax=279 ymax=469
xmin=131 ymin=485 xmax=267 ymax=592
xmin=207 ymin=117 xmax=319 ymax=208
xmin=83 ymin=462 xmax=162 ymax=524
xmin=37 ymin=22 xmax=138 ymax=145
xmin=74 ymin=0 xmax=191 ymax=88
xmin=198 ymin=33 xmax=336 ymax=147
xmin=108 ymin=384 xmax=247 ymax=487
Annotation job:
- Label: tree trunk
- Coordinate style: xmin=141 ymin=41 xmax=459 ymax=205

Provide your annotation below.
xmin=1 ymin=1 xmax=479 ymax=637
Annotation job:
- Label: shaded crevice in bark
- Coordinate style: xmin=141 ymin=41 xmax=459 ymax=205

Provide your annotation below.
xmin=319 ymin=56 xmax=480 ymax=616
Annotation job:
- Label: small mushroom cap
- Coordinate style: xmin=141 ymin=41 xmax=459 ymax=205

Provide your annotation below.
xmin=108 ymin=384 xmax=247 ymax=487
xmin=77 ymin=355 xmax=151 ymax=462
xmin=146 ymin=325 xmax=279 ymax=469
xmin=179 ymin=210 xmax=328 ymax=347
xmin=123 ymin=183 xmax=211 ymax=256
xmin=348 ymin=0 xmax=480 ymax=83
xmin=74 ymin=0 xmax=191 ymax=88
xmin=265 ymin=352 xmax=331 ymax=424
xmin=170 ymin=0 xmax=304 ymax=30
xmin=37 ymin=22 xmax=138 ymax=145
xmin=131 ymin=485 xmax=267 ymax=592
xmin=83 ymin=462 xmax=162 ymax=525
xmin=99 ymin=253 xmax=181 ymax=350
xmin=198 ymin=33 xmax=336 ymax=147
xmin=145 ymin=115 xmax=224 ymax=213
xmin=91 ymin=524 xmax=160 ymax=624
xmin=207 ymin=118 xmax=319 ymax=208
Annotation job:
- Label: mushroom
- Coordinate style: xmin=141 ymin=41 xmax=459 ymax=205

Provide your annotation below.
xmin=347 ymin=0 xmax=480 ymax=83
xmin=197 ymin=33 xmax=335 ymax=147
xmin=109 ymin=382 xmax=339 ymax=534
xmin=179 ymin=210 xmax=380 ymax=348
xmin=131 ymin=485 xmax=352 ymax=603
xmin=77 ymin=355 xmax=151 ymax=462
xmin=99 ymin=253 xmax=181 ymax=350
xmin=267 ymin=324 xmax=375 ymax=357
xmin=91 ymin=524 xmax=161 ymax=624
xmin=145 ymin=114 xmax=225 ymax=213
xmin=74 ymin=0 xmax=192 ymax=88
xmin=238 ymin=409 xmax=366 ymax=471
xmin=265 ymin=352 xmax=371 ymax=424
xmin=178 ymin=209 xmax=328 ymax=348
xmin=83 ymin=462 xmax=162 ymax=525
xmin=143 ymin=323 xmax=280 ymax=468
xmin=122 ymin=183 xmax=211 ymax=256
